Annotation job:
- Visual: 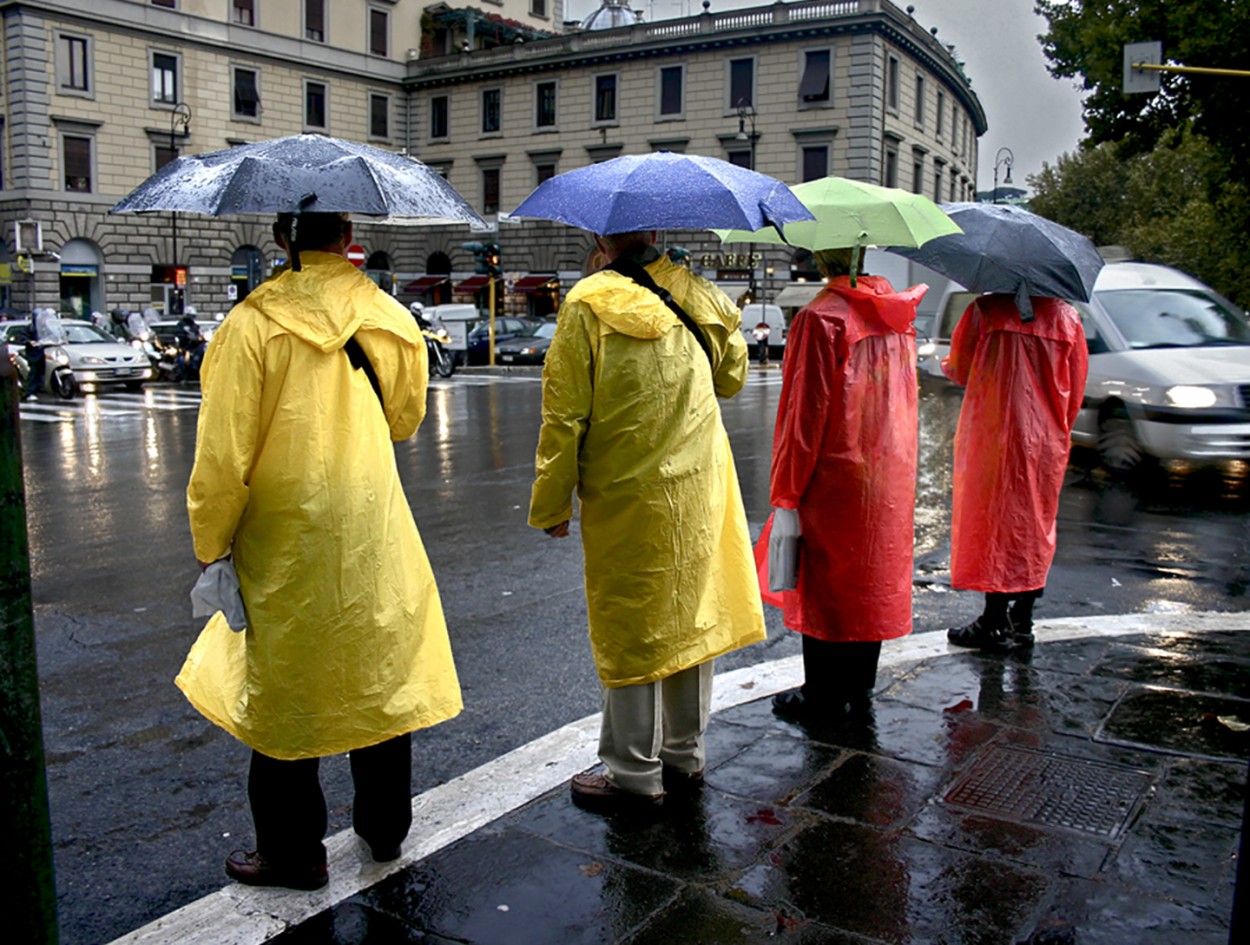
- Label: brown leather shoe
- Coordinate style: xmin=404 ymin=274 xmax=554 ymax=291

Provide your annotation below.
xmin=225 ymin=850 xmax=328 ymax=891
xmin=570 ymin=772 xmax=663 ymax=813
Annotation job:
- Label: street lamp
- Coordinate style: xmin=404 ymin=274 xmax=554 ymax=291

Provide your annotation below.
xmin=169 ymin=102 xmax=192 ymax=312
xmin=992 ymin=146 xmax=1013 ymax=204
xmin=735 ymin=100 xmax=758 ymax=170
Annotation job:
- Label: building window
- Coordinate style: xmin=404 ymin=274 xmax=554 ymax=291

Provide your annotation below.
xmin=801 ymin=145 xmax=828 ymax=182
xmin=885 ymin=56 xmax=900 ymax=112
xmin=535 ymin=162 xmax=556 ymax=185
xmin=369 ymin=93 xmax=390 ymax=140
xmin=884 ymin=142 xmax=899 ymax=187
xmin=799 ymin=49 xmax=830 ymax=104
xmin=482 ymin=88 xmax=501 ymax=134
xmin=151 ymin=0 xmax=176 ymax=7
xmin=728 ymin=57 xmax=754 ymax=110
xmin=531 ymin=0 xmax=547 ymax=15
xmin=727 ymin=148 xmax=752 ymax=169
xmin=535 ymin=80 xmax=557 ymax=129
xmin=57 ymin=34 xmax=91 ymax=95
xmin=934 ymin=165 xmax=943 ymax=203
xmin=658 ymin=66 xmax=683 ymax=118
xmin=430 ymin=95 xmax=449 ymax=140
xmin=232 ymin=0 xmax=255 ymax=26
xmin=233 ymin=67 xmax=261 ymax=120
xmin=369 ymin=8 xmax=389 ymax=57
xmin=304 ymin=80 xmax=327 ymax=130
xmin=914 ymin=75 xmax=925 ymax=128
xmin=63 ymin=135 xmax=92 ymax=192
xmin=912 ymin=154 xmax=924 ymax=194
xmin=936 ymin=90 xmax=945 ymax=137
xmin=594 ymin=74 xmax=617 ymax=124
xmin=482 ymin=167 xmax=500 ymax=214
xmin=154 ymin=142 xmax=178 ymax=172
xmin=152 ymin=52 xmax=179 ymax=105
xmin=305 ymin=0 xmax=325 ymax=42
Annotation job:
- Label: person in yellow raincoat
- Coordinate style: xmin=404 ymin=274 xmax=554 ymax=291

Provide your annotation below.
xmin=178 ymin=212 xmax=461 ymax=890
xmin=530 ymin=230 xmax=766 ymax=812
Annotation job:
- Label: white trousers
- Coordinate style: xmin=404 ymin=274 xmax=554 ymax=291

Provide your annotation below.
xmin=598 ymin=659 xmax=714 ymax=796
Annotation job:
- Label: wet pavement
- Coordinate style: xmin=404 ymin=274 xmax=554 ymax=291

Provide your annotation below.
xmin=127 ymin=620 xmax=1248 ymax=945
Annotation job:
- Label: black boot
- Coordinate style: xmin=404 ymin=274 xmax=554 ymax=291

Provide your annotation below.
xmin=948 ymin=593 xmax=1014 ymax=651
xmin=1008 ymin=589 xmax=1042 ymax=650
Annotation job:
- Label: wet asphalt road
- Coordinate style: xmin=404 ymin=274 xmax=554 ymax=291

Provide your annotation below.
xmin=14 ymin=370 xmax=1250 ymax=944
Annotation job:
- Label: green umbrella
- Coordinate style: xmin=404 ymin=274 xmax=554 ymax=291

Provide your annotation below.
xmin=713 ymin=176 xmax=960 ymax=285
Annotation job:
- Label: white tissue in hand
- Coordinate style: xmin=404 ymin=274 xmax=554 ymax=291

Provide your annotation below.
xmin=769 ymin=507 xmax=801 ymax=592
xmin=190 ymin=560 xmax=248 ymax=631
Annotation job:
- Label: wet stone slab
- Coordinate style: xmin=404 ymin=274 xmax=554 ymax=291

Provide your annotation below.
xmin=1092 ymin=643 xmax=1250 ymax=701
xmin=270 ymin=900 xmax=453 ymax=944
xmin=1026 ymin=877 xmax=1232 ymax=945
xmin=728 ymin=818 xmax=1052 ymax=943
xmin=794 ymin=750 xmax=947 ymax=830
xmin=1105 ymin=816 xmax=1241 ymax=909
xmin=353 ymin=826 xmax=681 ymax=945
xmin=620 ymin=887 xmax=871 ymax=945
xmin=1098 ymin=688 xmax=1250 ymax=760
xmin=703 ymin=731 xmax=845 ymax=805
xmin=508 ymin=779 xmax=803 ymax=884
xmin=1150 ymin=757 xmax=1248 ymax=828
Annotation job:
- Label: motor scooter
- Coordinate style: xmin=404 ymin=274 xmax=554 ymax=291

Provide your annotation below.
xmin=423 ymin=324 xmax=456 ymax=378
xmin=11 ymin=343 xmax=76 ymax=399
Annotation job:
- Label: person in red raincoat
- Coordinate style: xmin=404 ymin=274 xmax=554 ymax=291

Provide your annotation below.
xmin=759 ymin=248 xmax=925 ymax=721
xmin=942 ymin=294 xmax=1089 ymax=651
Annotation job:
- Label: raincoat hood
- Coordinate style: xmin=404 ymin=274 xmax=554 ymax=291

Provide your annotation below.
xmin=824 ymin=275 xmax=926 ymax=334
xmin=565 ymin=267 xmax=678 ymax=340
xmin=246 ymin=251 xmax=383 ymax=352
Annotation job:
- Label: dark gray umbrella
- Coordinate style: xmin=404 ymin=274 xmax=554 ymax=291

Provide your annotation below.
xmin=110 ymin=133 xmax=484 ymax=225
xmin=886 ymin=203 xmax=1103 ymax=321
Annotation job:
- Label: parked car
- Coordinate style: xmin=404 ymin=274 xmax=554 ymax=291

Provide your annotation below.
xmin=916 ymin=263 xmax=1250 ymax=473
xmin=495 ymin=320 xmax=558 ymax=365
xmin=0 ymin=318 xmax=154 ymax=391
xmin=466 ymin=317 xmax=538 ymax=365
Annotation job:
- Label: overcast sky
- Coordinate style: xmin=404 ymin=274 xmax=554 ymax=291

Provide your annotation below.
xmin=564 ymin=0 xmax=1089 ymax=191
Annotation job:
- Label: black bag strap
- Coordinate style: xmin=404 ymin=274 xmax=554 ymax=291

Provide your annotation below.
xmin=343 ymin=336 xmax=384 ymax=410
xmin=603 ymin=256 xmax=715 ymax=370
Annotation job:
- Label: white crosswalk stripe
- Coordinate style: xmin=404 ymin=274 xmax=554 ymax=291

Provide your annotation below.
xmin=17 ymin=387 xmax=202 ymax=423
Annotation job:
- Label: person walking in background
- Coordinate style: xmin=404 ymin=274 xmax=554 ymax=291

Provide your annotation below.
xmin=178 ymin=210 xmax=461 ymax=890
xmin=942 ymin=294 xmax=1089 ymax=652
xmin=530 ymin=229 xmax=765 ymax=812
xmin=762 ymin=248 xmax=925 ymax=722
xmin=752 ymin=318 xmax=771 ymax=365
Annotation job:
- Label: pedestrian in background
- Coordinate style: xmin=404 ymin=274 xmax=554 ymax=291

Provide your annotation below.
xmin=530 ymin=229 xmax=765 ymax=812
xmin=178 ymin=210 xmax=461 ymax=890
xmin=762 ymin=248 xmax=925 ymax=721
xmin=943 ymin=294 xmax=1088 ymax=651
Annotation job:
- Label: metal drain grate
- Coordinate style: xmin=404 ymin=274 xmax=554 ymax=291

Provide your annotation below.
xmin=944 ymin=746 xmax=1151 ymax=838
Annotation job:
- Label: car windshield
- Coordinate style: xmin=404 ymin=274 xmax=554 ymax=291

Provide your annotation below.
xmin=523 ymin=322 xmax=558 ymax=339
xmin=1096 ymin=288 xmax=1250 ymax=349
xmin=62 ymin=323 xmax=116 ymax=344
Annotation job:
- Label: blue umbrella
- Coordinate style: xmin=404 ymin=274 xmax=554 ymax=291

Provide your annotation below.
xmin=886 ymin=203 xmax=1103 ymax=321
xmin=110 ymin=134 xmax=484 ymax=225
xmin=509 ymin=151 xmax=813 ymax=234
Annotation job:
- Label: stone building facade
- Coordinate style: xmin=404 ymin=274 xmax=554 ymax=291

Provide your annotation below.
xmin=0 ymin=0 xmax=983 ymax=319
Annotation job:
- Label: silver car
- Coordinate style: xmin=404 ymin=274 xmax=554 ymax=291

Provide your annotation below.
xmin=916 ymin=262 xmax=1250 ymax=473
xmin=0 ymin=318 xmax=155 ymax=391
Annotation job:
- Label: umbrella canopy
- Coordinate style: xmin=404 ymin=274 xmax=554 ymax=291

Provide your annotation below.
xmin=886 ymin=203 xmax=1104 ymax=321
xmin=509 ymin=151 xmax=813 ymax=235
xmin=110 ymin=134 xmax=484 ymax=225
xmin=714 ymin=176 xmax=959 ymax=252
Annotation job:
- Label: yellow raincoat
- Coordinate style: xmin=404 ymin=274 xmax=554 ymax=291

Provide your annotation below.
xmin=178 ymin=252 xmax=461 ymax=761
xmin=529 ymin=254 xmax=766 ymax=688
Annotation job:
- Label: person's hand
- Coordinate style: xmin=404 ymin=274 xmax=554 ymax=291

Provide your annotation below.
xmin=768 ymin=507 xmax=800 ymax=592
xmin=545 ymin=521 xmax=570 ymax=538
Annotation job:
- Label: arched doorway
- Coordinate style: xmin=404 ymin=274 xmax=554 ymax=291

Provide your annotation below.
xmin=231 ymin=246 xmax=264 ymax=303
xmin=59 ymin=238 xmax=103 ymax=317
xmin=365 ymin=251 xmax=394 ymax=294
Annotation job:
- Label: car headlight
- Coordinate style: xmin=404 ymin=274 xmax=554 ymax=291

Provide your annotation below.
xmin=917 ymin=341 xmax=937 ymax=357
xmin=520 ymin=347 xmax=538 ymax=355
xmin=1165 ymin=385 xmax=1217 ymax=409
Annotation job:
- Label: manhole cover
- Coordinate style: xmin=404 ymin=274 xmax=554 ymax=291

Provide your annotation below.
xmin=944 ymin=746 xmax=1151 ymax=838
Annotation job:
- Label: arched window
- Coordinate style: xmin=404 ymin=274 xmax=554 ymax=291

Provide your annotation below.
xmin=231 ymin=245 xmax=264 ymax=303
xmin=59 ymin=238 xmax=103 ymax=317
xmin=365 ymin=250 xmax=393 ymax=292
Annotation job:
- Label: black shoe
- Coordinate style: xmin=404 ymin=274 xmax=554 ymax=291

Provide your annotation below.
xmin=947 ymin=617 xmax=1014 ymax=652
xmin=369 ymin=842 xmax=402 ymax=863
xmin=773 ymin=689 xmax=872 ymax=722
xmin=661 ymin=766 xmax=704 ymax=796
xmin=1008 ymin=618 xmax=1036 ymax=651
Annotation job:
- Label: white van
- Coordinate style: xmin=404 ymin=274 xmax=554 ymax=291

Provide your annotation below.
xmin=422 ymin=303 xmax=478 ymax=355
xmin=740 ymin=303 xmax=786 ymax=358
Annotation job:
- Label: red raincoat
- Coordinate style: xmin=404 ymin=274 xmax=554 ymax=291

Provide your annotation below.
xmin=942 ymin=295 xmax=1089 ymax=593
xmin=758 ymin=275 xmax=924 ymax=641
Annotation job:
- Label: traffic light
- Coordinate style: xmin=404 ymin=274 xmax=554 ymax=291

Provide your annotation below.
xmin=461 ymin=241 xmax=502 ymax=277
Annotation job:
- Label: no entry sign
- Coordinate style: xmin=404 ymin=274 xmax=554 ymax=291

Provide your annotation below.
xmin=346 ymin=244 xmax=367 ymax=268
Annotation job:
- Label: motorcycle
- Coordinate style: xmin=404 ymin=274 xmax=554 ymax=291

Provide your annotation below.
xmin=11 ymin=343 xmax=77 ymax=400
xmin=166 ymin=335 xmax=206 ymax=383
xmin=419 ymin=324 xmax=456 ymax=378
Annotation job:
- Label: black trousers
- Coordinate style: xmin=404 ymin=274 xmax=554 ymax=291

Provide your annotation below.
xmin=799 ymin=636 xmax=882 ymax=703
xmin=247 ymin=732 xmax=413 ymax=866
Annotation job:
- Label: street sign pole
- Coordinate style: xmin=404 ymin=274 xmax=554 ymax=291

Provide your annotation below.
xmin=0 ymin=358 xmax=60 ymax=945
xmin=488 ymin=276 xmax=496 ymax=367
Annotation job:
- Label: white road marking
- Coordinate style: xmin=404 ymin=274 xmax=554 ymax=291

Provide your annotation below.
xmin=107 ymin=611 xmax=1250 ymax=945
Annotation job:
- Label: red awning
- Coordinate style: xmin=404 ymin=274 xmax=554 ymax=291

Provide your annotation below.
xmin=402 ymin=275 xmax=449 ymax=293
xmin=454 ymin=275 xmax=491 ymax=292
xmin=513 ymin=274 xmax=559 ymax=294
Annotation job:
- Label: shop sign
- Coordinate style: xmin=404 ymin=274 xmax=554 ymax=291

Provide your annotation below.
xmin=700 ymin=252 xmax=761 ymax=270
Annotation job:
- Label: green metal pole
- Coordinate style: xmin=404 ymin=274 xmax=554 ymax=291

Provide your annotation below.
xmin=0 ymin=356 xmax=60 ymax=943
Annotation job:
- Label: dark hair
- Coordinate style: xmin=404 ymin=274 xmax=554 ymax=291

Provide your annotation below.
xmin=274 ymin=212 xmax=350 ymax=253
